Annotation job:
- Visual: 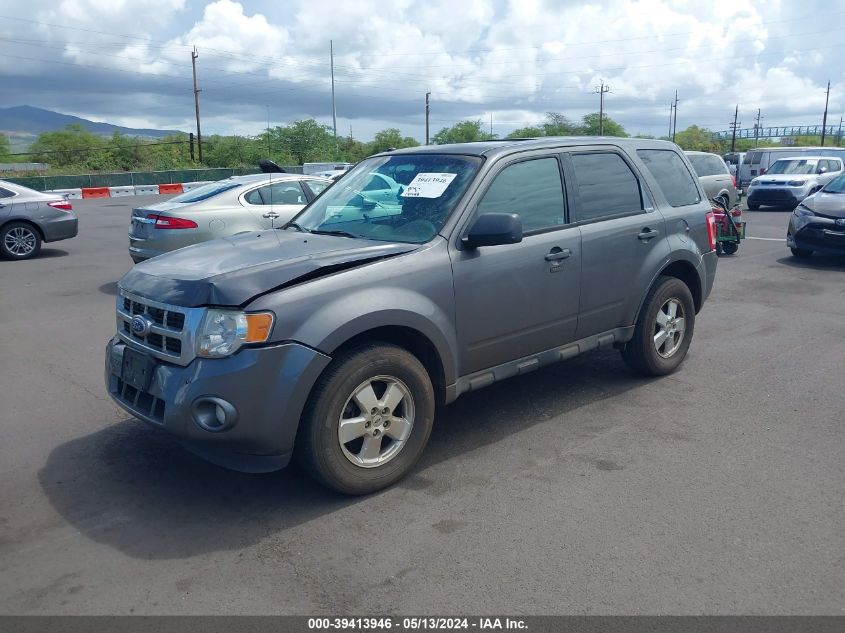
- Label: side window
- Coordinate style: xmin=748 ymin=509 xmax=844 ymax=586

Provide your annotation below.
xmin=264 ymin=182 xmax=306 ymax=205
xmin=570 ymin=152 xmax=643 ymax=222
xmin=243 ymin=187 xmax=264 ymax=205
xmin=637 ymin=149 xmax=701 ymax=207
xmin=476 ymin=157 xmax=565 ymax=233
xmin=0 ymin=187 xmax=16 ymax=198
xmin=306 ymin=180 xmax=330 ymax=195
xmin=748 ymin=152 xmax=761 ymax=165
xmin=363 ymin=175 xmax=387 ymax=191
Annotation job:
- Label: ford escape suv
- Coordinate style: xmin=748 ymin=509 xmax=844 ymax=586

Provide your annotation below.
xmin=105 ymin=138 xmax=718 ymax=494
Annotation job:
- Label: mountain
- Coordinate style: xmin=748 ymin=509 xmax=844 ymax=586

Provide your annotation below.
xmin=0 ymin=106 xmax=183 ymax=141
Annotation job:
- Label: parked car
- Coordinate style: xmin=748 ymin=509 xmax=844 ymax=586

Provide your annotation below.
xmin=0 ymin=179 xmax=78 ymax=260
xmin=739 ymin=146 xmax=845 ymax=189
xmin=746 ymin=156 xmax=843 ymax=210
xmin=106 ymin=138 xmax=718 ymax=494
xmin=128 ymin=174 xmax=332 ymax=262
xmin=685 ymin=151 xmax=737 ymax=208
xmin=787 ymin=172 xmax=845 ymax=258
xmin=723 ymin=151 xmax=745 ymax=179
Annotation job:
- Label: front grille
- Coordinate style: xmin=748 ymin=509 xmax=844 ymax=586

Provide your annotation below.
xmin=750 ymin=189 xmax=797 ymax=202
xmin=113 ymin=376 xmax=166 ymax=423
xmin=116 ymin=290 xmax=202 ymax=365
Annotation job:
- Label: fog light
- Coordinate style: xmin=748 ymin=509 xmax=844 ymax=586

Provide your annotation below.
xmin=192 ymin=397 xmax=238 ymax=432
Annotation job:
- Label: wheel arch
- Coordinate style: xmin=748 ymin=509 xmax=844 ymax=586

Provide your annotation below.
xmin=0 ymin=217 xmax=45 ymax=241
xmin=327 ymin=325 xmax=449 ymax=406
xmin=634 ymin=257 xmax=703 ymax=326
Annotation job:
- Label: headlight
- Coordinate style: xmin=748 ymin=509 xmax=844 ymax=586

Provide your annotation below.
xmin=750 ymin=178 xmax=759 ymax=186
xmin=787 ymin=180 xmax=807 ymax=187
xmin=197 ymin=309 xmax=274 ymax=358
xmin=793 ymin=204 xmax=814 ymax=217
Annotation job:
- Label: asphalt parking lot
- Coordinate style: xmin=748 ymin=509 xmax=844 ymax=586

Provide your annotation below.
xmin=0 ymin=195 xmax=843 ymax=615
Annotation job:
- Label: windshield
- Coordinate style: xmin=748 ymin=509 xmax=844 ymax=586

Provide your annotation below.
xmin=766 ymin=159 xmax=818 ymax=175
xmin=290 ymin=154 xmax=482 ymax=243
xmin=168 ymin=180 xmax=242 ymax=203
xmin=823 ymin=173 xmax=845 ymax=193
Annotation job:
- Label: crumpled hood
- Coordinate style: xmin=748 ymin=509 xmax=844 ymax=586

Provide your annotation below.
xmin=801 ymin=191 xmax=845 ymax=218
xmin=119 ymin=229 xmax=417 ymax=307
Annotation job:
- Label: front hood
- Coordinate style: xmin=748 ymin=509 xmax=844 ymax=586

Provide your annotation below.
xmin=802 ymin=191 xmax=845 ymax=218
xmin=119 ymin=229 xmax=417 ymax=306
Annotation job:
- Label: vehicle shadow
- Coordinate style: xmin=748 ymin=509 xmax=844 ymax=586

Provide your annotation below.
xmin=98 ymin=281 xmax=119 ymax=295
xmin=38 ymin=349 xmax=649 ymax=560
xmin=776 ymin=255 xmax=845 ymax=270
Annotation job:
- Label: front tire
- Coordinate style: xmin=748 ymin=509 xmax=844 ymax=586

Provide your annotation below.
xmin=621 ymin=276 xmax=695 ymax=377
xmin=298 ymin=343 xmax=435 ymax=495
xmin=1 ymin=222 xmax=42 ymax=260
xmin=747 ymin=202 xmax=760 ymax=210
xmin=790 ymin=247 xmax=813 ymax=259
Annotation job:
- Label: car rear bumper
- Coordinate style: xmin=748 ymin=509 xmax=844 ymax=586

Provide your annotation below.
xmin=700 ymin=249 xmax=718 ymax=304
xmin=41 ymin=214 xmax=78 ymax=242
xmin=105 ymin=337 xmax=332 ymax=472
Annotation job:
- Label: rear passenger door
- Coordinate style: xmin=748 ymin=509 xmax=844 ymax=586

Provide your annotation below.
xmin=243 ymin=181 xmax=309 ymax=228
xmin=563 ymin=149 xmax=669 ymax=339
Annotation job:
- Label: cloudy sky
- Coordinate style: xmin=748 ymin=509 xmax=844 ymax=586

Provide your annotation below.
xmin=1 ymin=0 xmax=842 ymax=141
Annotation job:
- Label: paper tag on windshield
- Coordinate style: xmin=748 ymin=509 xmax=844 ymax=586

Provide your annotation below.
xmin=401 ymin=173 xmax=457 ymax=198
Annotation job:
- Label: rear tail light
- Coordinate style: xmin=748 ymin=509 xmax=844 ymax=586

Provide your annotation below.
xmin=47 ymin=200 xmax=73 ymax=212
xmin=149 ymin=214 xmax=198 ymax=229
xmin=705 ymin=210 xmax=717 ymax=251
xmin=731 ymin=175 xmax=737 ymax=188
xmin=730 ymin=208 xmax=742 ymax=218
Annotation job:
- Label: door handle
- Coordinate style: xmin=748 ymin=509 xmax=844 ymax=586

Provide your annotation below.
xmin=638 ymin=228 xmax=659 ymax=241
xmin=545 ymin=248 xmax=571 ymax=261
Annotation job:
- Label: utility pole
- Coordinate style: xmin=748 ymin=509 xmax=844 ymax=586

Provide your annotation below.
xmin=595 ymin=81 xmax=610 ymax=135
xmin=669 ymin=101 xmax=674 ymax=138
xmin=191 ymin=47 xmax=203 ymax=162
xmin=425 ymin=92 xmax=431 ymax=145
xmin=672 ymin=90 xmax=679 ymax=142
xmin=836 ymin=115 xmax=843 ymax=147
xmin=330 ymin=40 xmax=337 ymax=158
xmin=189 ymin=132 xmax=195 ymax=161
xmin=729 ymin=105 xmax=740 ymax=152
xmin=490 ymin=112 xmax=493 ymax=138
xmin=266 ymin=105 xmax=271 ymax=159
xmin=820 ymin=80 xmax=831 ymax=147
xmin=754 ymin=108 xmax=762 ymax=148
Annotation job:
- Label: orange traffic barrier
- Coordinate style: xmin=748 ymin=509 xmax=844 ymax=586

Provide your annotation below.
xmin=158 ymin=183 xmax=184 ymax=194
xmin=81 ymin=187 xmax=110 ymax=198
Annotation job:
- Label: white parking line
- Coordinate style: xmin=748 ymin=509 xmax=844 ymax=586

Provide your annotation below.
xmin=746 ymin=236 xmax=785 ymax=242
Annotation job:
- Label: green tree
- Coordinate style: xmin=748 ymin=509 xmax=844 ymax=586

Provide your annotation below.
xmin=0 ymin=134 xmax=11 ymax=162
xmin=276 ymin=119 xmax=335 ymax=164
xmin=506 ymin=126 xmax=544 ymax=139
xmin=368 ymin=128 xmax=420 ymax=154
xmin=27 ymin=124 xmax=104 ymax=167
xmin=506 ymin=112 xmax=580 ymax=139
xmin=203 ymin=134 xmax=265 ymax=168
xmin=581 ymin=112 xmax=627 ymax=137
xmin=432 ymin=120 xmax=494 ymax=144
xmin=672 ymin=125 xmax=721 ymax=152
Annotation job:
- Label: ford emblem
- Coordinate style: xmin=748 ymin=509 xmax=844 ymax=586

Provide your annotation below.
xmin=130 ymin=315 xmax=151 ymax=337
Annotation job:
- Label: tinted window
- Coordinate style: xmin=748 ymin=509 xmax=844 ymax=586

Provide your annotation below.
xmin=688 ymin=154 xmax=728 ymax=177
xmin=747 ymin=152 xmax=762 ymax=165
xmin=0 ymin=187 xmax=15 ymax=198
xmin=477 ymin=158 xmax=565 ymax=233
xmin=243 ymin=187 xmax=264 ymax=205
xmin=570 ymin=152 xmax=643 ymax=221
xmin=262 ymin=182 xmax=305 ymax=205
xmin=637 ymin=149 xmax=701 ymax=207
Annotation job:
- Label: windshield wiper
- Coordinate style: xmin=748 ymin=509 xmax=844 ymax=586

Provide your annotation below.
xmin=310 ymin=229 xmax=360 ymax=239
xmin=285 ymin=222 xmax=310 ymax=232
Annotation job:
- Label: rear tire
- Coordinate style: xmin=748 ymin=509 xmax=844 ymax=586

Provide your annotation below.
xmin=621 ymin=276 xmax=695 ymax=377
xmin=790 ymin=247 xmax=813 ymax=259
xmin=0 ymin=222 xmax=42 ymax=260
xmin=297 ymin=343 xmax=435 ymax=495
xmin=722 ymin=241 xmax=739 ymax=255
xmin=747 ymin=202 xmax=760 ymax=210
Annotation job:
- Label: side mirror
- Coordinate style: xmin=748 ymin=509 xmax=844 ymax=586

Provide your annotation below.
xmin=462 ymin=213 xmax=523 ymax=249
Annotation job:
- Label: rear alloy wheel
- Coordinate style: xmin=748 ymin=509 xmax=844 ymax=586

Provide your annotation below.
xmin=0 ymin=222 xmax=42 ymax=260
xmin=621 ymin=276 xmax=695 ymax=376
xmin=298 ymin=343 xmax=435 ymax=494
xmin=790 ymin=247 xmax=813 ymax=259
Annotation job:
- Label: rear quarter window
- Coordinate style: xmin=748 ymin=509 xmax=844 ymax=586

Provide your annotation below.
xmin=636 ymin=149 xmax=701 ymax=207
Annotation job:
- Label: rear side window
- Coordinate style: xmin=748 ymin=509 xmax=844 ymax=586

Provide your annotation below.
xmin=637 ymin=150 xmax=701 ymax=207
xmin=688 ymin=154 xmax=728 ymax=177
xmin=570 ymin=152 xmax=643 ymax=221
xmin=168 ymin=181 xmax=241 ymax=203
xmin=477 ymin=157 xmax=565 ymax=233
xmin=747 ymin=152 xmax=762 ymax=165
xmin=0 ymin=187 xmax=15 ymax=198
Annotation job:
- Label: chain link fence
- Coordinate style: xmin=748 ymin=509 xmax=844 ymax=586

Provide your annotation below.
xmin=4 ymin=166 xmax=303 ymax=191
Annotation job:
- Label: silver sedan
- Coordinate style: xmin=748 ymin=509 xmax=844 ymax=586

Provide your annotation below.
xmin=0 ymin=179 xmax=78 ymax=260
xmin=128 ymin=173 xmax=332 ymax=262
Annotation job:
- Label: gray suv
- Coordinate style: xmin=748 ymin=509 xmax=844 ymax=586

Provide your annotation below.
xmin=105 ymin=138 xmax=718 ymax=494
